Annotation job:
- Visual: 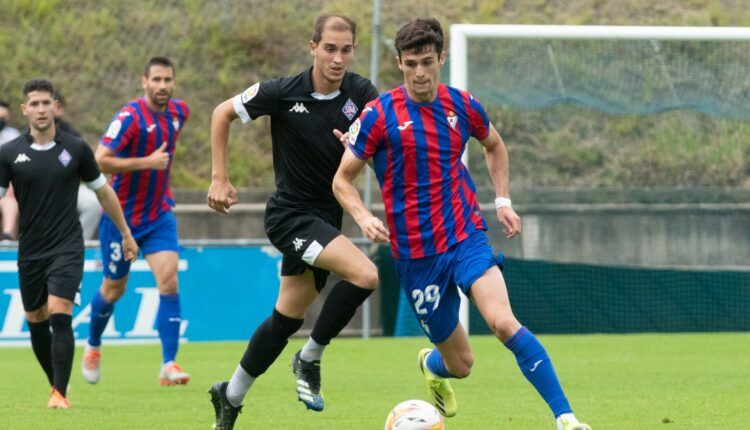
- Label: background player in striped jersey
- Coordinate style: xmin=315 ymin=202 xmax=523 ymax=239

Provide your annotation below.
xmin=81 ymin=57 xmax=191 ymax=386
xmin=333 ymin=18 xmax=591 ymax=430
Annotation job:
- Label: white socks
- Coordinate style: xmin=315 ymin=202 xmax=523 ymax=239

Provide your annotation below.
xmin=556 ymin=413 xmax=580 ymax=430
xmin=300 ymin=337 xmax=326 ymax=362
xmin=226 ymin=365 xmax=255 ymax=407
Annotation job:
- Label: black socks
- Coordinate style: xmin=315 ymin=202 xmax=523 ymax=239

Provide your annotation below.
xmin=28 ymin=319 xmax=54 ymax=386
xmin=240 ymin=309 xmax=303 ymax=377
xmin=311 ymin=280 xmax=373 ymax=345
xmin=49 ymin=314 xmax=74 ymax=396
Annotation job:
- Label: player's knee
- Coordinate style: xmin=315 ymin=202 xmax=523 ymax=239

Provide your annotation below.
xmin=102 ymin=282 xmax=126 ymax=302
xmin=157 ymin=275 xmax=178 ymax=294
xmin=357 ymin=261 xmax=379 ymax=290
xmin=489 ymin=315 xmax=521 ymax=341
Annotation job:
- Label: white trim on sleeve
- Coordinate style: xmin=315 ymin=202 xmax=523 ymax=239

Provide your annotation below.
xmin=232 ymin=94 xmax=252 ymax=124
xmin=85 ymin=173 xmax=108 ymax=191
xmin=0 ymin=187 xmax=6 ymax=198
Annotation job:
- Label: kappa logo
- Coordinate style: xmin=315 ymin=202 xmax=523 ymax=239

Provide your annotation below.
xmin=13 ymin=153 xmax=31 ymax=164
xmin=289 ymin=102 xmax=309 ymax=113
xmin=293 ymin=237 xmax=307 ymax=251
xmin=419 ymin=319 xmax=431 ymax=335
xmin=447 ymin=111 xmax=458 ymax=130
xmin=147 ymin=124 xmax=157 ymax=133
xmin=397 ymin=120 xmax=413 ymax=131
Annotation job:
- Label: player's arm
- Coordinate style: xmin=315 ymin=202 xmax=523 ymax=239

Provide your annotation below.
xmin=479 ymin=123 xmax=522 ymax=239
xmin=206 ymin=99 xmax=239 ymax=214
xmin=91 ymin=181 xmax=138 ymax=262
xmin=95 ymin=142 xmax=169 ymax=173
xmin=333 ymin=148 xmax=389 ymax=243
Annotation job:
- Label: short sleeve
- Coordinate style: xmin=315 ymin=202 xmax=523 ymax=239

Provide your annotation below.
xmin=100 ymin=107 xmax=138 ymax=153
xmin=78 ymin=140 xmax=103 ymax=184
xmin=468 ymin=93 xmax=491 ymax=140
xmin=0 ymin=145 xmax=10 ymax=191
xmin=231 ymin=79 xmax=281 ymax=124
xmin=348 ymin=100 xmax=384 ymax=160
xmin=359 ymin=78 xmax=379 ymax=104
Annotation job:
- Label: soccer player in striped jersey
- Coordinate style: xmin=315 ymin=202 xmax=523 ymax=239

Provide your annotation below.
xmin=333 ymin=18 xmax=591 ymax=430
xmin=81 ymin=57 xmax=191 ymax=386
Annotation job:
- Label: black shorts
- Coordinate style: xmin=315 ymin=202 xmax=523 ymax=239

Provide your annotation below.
xmin=17 ymin=251 xmax=83 ymax=312
xmin=265 ymin=194 xmax=343 ymax=292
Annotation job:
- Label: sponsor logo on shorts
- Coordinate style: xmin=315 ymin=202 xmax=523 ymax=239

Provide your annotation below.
xmin=293 ymin=237 xmax=307 ymax=251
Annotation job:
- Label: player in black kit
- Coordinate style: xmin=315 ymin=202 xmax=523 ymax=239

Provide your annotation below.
xmin=0 ymin=79 xmax=138 ymax=409
xmin=206 ymin=14 xmax=380 ymax=429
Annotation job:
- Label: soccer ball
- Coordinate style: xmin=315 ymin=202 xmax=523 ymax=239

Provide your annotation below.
xmin=384 ymin=399 xmax=444 ymax=430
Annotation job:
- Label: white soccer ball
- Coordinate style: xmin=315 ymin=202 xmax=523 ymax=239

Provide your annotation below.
xmin=384 ymin=399 xmax=445 ymax=430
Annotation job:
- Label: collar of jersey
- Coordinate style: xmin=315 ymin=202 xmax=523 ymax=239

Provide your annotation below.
xmin=303 ymin=66 xmax=352 ymax=96
xmin=30 ymin=141 xmax=57 ymax=151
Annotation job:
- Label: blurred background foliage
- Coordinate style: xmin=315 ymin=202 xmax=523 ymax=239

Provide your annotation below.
xmin=2 ymin=0 xmax=750 ymax=190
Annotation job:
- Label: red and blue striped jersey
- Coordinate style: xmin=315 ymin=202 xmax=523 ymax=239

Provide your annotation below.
xmin=100 ymin=97 xmax=189 ymax=227
xmin=349 ymin=84 xmax=490 ymax=260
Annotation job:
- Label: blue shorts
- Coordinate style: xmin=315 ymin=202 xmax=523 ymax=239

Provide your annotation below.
xmin=394 ymin=230 xmax=504 ymax=344
xmin=99 ymin=210 xmax=180 ymax=280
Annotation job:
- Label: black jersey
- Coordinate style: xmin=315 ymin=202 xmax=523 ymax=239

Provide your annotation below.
xmin=0 ymin=130 xmax=103 ymax=259
xmin=233 ymin=68 xmax=378 ymax=209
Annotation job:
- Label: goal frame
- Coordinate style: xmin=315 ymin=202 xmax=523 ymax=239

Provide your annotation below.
xmin=449 ymin=24 xmax=750 ymax=333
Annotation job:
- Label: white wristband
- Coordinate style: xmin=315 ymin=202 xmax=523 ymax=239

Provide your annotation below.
xmin=495 ymin=197 xmax=512 ymax=209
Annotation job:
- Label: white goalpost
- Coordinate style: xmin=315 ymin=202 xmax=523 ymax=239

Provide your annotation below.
xmin=450 ymin=24 xmax=750 ymax=333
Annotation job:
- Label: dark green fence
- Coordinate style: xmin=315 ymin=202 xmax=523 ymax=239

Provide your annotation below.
xmin=376 ymin=246 xmax=750 ymax=336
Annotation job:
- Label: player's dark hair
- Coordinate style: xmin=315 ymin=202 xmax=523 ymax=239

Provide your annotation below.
xmin=144 ymin=56 xmax=174 ymax=77
xmin=313 ymin=14 xmax=357 ymax=44
xmin=22 ymin=78 xmax=54 ymax=99
xmin=53 ymin=91 xmax=66 ymax=107
xmin=395 ymin=18 xmax=444 ymax=57
xmin=0 ymin=100 xmax=10 ymax=109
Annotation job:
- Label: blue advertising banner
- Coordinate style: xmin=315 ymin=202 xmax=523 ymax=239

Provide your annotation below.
xmin=0 ymin=245 xmax=282 ymax=346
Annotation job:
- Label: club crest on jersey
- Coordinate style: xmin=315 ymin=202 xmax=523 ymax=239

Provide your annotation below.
xmin=241 ymin=83 xmax=260 ymax=103
xmin=58 ymin=149 xmax=72 ymax=167
xmin=172 ymin=120 xmax=180 ymax=131
xmin=348 ymin=118 xmax=360 ymax=145
xmin=447 ymin=111 xmax=458 ymax=130
xmin=342 ymin=98 xmax=358 ymax=120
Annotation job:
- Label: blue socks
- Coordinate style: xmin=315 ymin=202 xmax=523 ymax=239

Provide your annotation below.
xmin=88 ymin=290 xmax=114 ymax=347
xmin=425 ymin=348 xmax=455 ymax=378
xmin=157 ymin=294 xmax=181 ymax=363
xmin=504 ymin=327 xmax=572 ymax=418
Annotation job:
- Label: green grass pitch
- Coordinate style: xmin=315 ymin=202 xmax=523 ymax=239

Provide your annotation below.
xmin=0 ymin=333 xmax=747 ymax=429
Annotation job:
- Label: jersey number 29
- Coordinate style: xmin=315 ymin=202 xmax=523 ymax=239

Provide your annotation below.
xmin=412 ymin=284 xmax=441 ymax=315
